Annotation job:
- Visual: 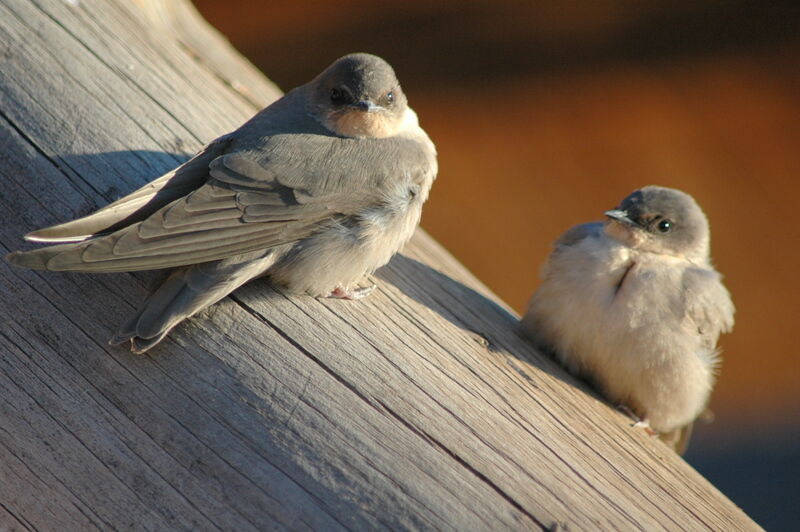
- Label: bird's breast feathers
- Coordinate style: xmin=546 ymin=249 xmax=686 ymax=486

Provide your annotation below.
xmin=548 ymin=233 xmax=692 ymax=321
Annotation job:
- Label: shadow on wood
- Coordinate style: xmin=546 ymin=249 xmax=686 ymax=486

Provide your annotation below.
xmin=0 ymin=0 xmax=759 ymax=530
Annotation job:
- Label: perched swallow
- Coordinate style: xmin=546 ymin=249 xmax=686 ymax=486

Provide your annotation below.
xmin=7 ymin=53 xmax=437 ymax=353
xmin=521 ymin=186 xmax=734 ymax=453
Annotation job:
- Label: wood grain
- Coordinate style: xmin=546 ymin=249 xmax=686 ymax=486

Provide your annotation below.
xmin=0 ymin=1 xmax=760 ymax=530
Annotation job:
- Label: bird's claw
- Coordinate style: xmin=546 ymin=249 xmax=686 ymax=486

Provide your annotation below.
xmin=617 ymin=404 xmax=658 ymax=436
xmin=326 ymin=284 xmax=377 ymax=300
xmin=632 ymin=420 xmax=658 ymax=436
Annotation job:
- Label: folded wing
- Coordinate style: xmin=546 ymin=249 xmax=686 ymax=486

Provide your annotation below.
xmin=681 ymin=267 xmax=735 ymax=349
xmin=8 ymin=151 xmax=377 ymax=272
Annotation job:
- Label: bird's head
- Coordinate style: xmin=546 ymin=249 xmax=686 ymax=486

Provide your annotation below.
xmin=604 ymin=186 xmax=711 ymax=262
xmin=307 ymin=53 xmax=409 ymax=139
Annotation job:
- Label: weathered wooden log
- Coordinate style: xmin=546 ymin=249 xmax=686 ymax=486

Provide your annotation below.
xmin=0 ymin=1 xmax=759 ymax=530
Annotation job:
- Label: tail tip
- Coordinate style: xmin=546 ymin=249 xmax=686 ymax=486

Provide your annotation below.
xmin=130 ymin=334 xmax=168 ymax=353
xmin=5 ymin=250 xmax=46 ymax=269
xmin=108 ymin=332 xmax=165 ymax=354
xmin=5 ymin=251 xmax=21 ymax=265
xmin=108 ymin=334 xmax=129 ymax=346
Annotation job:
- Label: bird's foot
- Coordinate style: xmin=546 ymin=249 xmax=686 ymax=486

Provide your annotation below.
xmin=326 ymin=284 xmax=376 ymax=300
xmin=633 ymin=420 xmax=658 ymax=437
xmin=616 ymin=404 xmax=658 ymax=436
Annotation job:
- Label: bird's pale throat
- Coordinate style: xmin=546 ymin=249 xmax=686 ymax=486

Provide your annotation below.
xmin=325 ymin=109 xmax=404 ymax=139
xmin=605 ymin=220 xmax=647 ymax=248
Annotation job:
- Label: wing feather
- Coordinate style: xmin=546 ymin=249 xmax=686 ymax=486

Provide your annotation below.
xmin=681 ymin=267 xmax=735 ymax=349
xmin=9 ymin=152 xmax=364 ymax=272
xmin=10 ymin=125 xmax=437 ymax=273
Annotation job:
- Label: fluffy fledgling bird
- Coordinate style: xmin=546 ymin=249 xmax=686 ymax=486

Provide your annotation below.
xmin=7 ymin=53 xmax=437 ymax=353
xmin=521 ymin=186 xmax=734 ymax=453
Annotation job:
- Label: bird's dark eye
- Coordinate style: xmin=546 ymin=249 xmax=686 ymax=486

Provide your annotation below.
xmin=657 ymin=219 xmax=673 ymax=233
xmin=386 ymin=91 xmax=394 ymax=104
xmin=330 ymin=88 xmax=345 ymax=105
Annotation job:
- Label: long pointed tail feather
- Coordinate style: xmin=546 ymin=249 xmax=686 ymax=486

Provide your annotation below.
xmin=110 ymin=249 xmax=278 ymax=353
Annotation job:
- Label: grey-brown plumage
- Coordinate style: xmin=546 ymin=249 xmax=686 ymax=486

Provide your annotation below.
xmin=7 ymin=53 xmax=437 ymax=353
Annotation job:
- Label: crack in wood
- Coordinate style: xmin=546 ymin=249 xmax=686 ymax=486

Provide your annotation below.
xmin=374 ymin=398 xmax=547 ymax=530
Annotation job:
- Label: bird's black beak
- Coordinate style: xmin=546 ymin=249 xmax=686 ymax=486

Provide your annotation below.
xmin=351 ymin=100 xmax=382 ymax=112
xmin=604 ymin=209 xmax=639 ymax=227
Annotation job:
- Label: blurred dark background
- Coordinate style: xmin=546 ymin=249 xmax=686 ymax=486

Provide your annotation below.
xmin=194 ymin=1 xmax=800 ymax=529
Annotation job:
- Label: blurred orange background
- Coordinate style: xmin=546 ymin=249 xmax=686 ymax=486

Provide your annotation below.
xmin=195 ymin=1 xmax=799 ymax=528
